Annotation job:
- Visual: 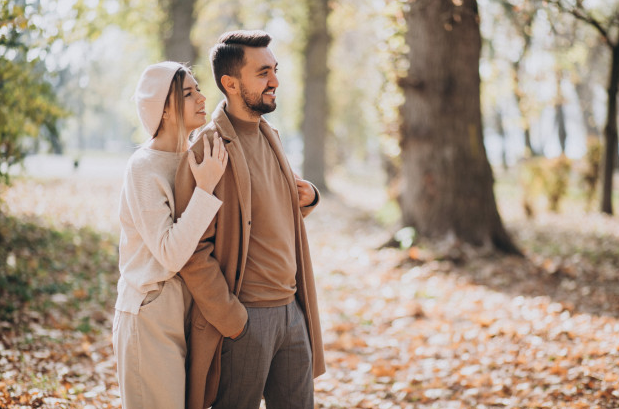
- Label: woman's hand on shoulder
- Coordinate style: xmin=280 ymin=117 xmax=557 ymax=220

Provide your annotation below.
xmin=188 ymin=132 xmax=228 ymax=194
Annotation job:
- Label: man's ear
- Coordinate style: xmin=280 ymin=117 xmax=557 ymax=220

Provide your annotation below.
xmin=221 ymin=75 xmax=239 ymax=95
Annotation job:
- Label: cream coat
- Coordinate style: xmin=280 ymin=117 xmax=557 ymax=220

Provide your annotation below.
xmin=174 ymin=101 xmax=325 ymax=409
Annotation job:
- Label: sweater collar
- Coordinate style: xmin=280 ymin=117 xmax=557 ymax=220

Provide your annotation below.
xmin=226 ymin=111 xmax=260 ymax=137
xmin=212 ymin=100 xmax=268 ymax=142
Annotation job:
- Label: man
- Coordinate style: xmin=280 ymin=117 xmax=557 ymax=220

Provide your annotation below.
xmin=174 ymin=30 xmax=325 ymax=409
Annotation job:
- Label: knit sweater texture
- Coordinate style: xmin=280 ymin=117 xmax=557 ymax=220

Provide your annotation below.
xmin=116 ymin=146 xmax=222 ymax=314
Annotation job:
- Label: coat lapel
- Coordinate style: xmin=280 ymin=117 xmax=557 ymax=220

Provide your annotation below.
xmin=212 ymin=101 xmax=252 ymax=293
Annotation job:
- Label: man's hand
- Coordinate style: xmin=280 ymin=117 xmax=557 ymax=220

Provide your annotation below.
xmin=294 ymin=173 xmax=316 ymax=207
xmin=229 ymin=322 xmax=246 ymax=339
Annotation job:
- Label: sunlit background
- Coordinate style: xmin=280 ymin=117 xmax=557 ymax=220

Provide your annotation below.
xmin=3 ymin=0 xmax=615 ymax=176
xmin=2 ymin=1 xmax=619 ymax=408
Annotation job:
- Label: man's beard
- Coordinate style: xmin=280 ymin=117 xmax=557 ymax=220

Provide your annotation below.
xmin=240 ymin=83 xmax=276 ymax=116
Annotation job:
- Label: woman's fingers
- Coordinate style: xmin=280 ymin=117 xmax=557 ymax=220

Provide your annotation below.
xmin=194 ymin=132 xmax=227 ymax=168
xmin=210 ymin=133 xmax=227 ymax=161
xmin=210 ymin=135 xmax=218 ymax=157
xmin=213 ymin=136 xmax=223 ymax=159
xmin=211 ymin=135 xmax=227 ymax=166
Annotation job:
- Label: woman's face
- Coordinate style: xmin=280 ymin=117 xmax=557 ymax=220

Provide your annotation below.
xmin=169 ymin=74 xmax=207 ymax=132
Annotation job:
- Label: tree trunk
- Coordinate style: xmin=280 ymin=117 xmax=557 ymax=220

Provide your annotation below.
xmin=45 ymin=120 xmax=63 ymax=155
xmin=77 ymin=100 xmax=85 ymax=151
xmin=160 ymin=0 xmax=198 ymax=64
xmin=494 ymin=108 xmax=508 ymax=170
xmin=512 ymin=61 xmax=536 ymax=157
xmin=555 ymin=72 xmax=567 ymax=154
xmin=301 ymin=0 xmax=330 ymax=192
xmin=399 ymin=0 xmax=519 ymax=253
xmin=600 ymin=45 xmax=619 ymax=214
xmin=575 ymin=80 xmax=600 ymax=139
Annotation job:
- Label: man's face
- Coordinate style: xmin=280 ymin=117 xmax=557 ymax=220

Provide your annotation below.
xmin=238 ymin=46 xmax=279 ymax=116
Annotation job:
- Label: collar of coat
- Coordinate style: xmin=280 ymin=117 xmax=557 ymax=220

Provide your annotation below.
xmin=210 ymin=100 xmax=277 ymax=143
xmin=208 ymin=99 xmax=301 ymax=212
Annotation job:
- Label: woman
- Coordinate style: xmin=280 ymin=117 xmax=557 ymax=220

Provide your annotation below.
xmin=113 ymin=61 xmax=227 ymax=409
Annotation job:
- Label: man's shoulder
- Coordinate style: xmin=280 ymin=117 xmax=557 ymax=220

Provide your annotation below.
xmin=196 ymin=122 xmax=219 ymax=137
xmin=188 ymin=124 xmax=218 ymax=152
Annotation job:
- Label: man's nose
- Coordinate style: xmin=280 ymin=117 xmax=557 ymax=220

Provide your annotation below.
xmin=268 ymin=72 xmax=279 ymax=88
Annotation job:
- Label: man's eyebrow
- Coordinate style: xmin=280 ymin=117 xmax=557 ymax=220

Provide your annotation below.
xmin=256 ymin=62 xmax=278 ymax=72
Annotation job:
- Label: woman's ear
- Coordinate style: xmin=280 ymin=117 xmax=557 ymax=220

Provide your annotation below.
xmin=221 ymin=75 xmax=238 ymax=95
xmin=162 ymin=110 xmax=169 ymax=119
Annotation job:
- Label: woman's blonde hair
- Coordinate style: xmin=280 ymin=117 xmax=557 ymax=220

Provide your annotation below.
xmin=154 ymin=66 xmax=190 ymax=152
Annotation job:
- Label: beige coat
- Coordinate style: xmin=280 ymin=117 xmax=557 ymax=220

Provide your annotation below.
xmin=174 ymin=101 xmax=325 ymax=409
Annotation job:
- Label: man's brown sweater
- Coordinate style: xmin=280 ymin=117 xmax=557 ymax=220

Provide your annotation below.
xmin=228 ymin=113 xmax=297 ymax=307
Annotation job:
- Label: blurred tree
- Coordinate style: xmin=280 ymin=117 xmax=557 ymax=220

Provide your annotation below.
xmin=574 ymin=44 xmax=604 ymax=140
xmin=550 ymin=16 xmax=606 ymax=141
xmin=546 ymin=12 xmax=593 ymax=155
xmin=554 ymin=71 xmax=568 ymax=154
xmin=329 ymin=0 xmax=394 ymax=178
xmin=0 ymin=1 xmax=67 ymax=184
xmin=548 ymin=0 xmax=618 ymax=214
xmin=159 ymin=0 xmax=198 ymax=64
xmin=301 ymin=0 xmax=331 ymax=191
xmin=479 ymin=2 xmax=514 ymax=168
xmin=499 ymin=0 xmax=539 ymax=157
xmin=399 ymin=0 xmax=519 ymax=253
xmin=493 ymin=108 xmax=509 ymax=169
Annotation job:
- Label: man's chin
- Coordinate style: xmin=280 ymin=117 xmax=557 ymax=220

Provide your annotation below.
xmin=257 ymin=102 xmax=276 ymax=114
xmin=243 ymin=99 xmax=277 ymax=115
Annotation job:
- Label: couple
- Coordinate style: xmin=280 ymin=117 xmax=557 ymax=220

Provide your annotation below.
xmin=113 ymin=30 xmax=325 ymax=409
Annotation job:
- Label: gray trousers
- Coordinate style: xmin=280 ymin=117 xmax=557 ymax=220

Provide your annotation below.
xmin=212 ymin=299 xmax=314 ymax=409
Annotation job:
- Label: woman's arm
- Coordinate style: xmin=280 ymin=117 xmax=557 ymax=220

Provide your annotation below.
xmin=125 ymin=167 xmax=222 ymax=274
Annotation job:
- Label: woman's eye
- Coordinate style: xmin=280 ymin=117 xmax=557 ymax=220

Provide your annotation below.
xmin=184 ymin=92 xmax=191 ymax=97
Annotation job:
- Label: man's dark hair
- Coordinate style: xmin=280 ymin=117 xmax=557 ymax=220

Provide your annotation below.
xmin=210 ymin=30 xmax=272 ymax=94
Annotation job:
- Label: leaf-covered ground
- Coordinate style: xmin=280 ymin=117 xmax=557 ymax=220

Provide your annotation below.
xmin=1 ymin=170 xmax=619 ymax=409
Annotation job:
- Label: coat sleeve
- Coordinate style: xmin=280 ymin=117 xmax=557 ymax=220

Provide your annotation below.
xmin=174 ymin=137 xmax=247 ymax=337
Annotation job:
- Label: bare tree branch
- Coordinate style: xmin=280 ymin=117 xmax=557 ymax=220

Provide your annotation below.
xmin=545 ymin=0 xmax=611 ymax=43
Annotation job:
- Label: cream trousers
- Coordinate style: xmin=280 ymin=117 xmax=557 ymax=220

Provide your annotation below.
xmin=113 ymin=275 xmax=191 ymax=409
